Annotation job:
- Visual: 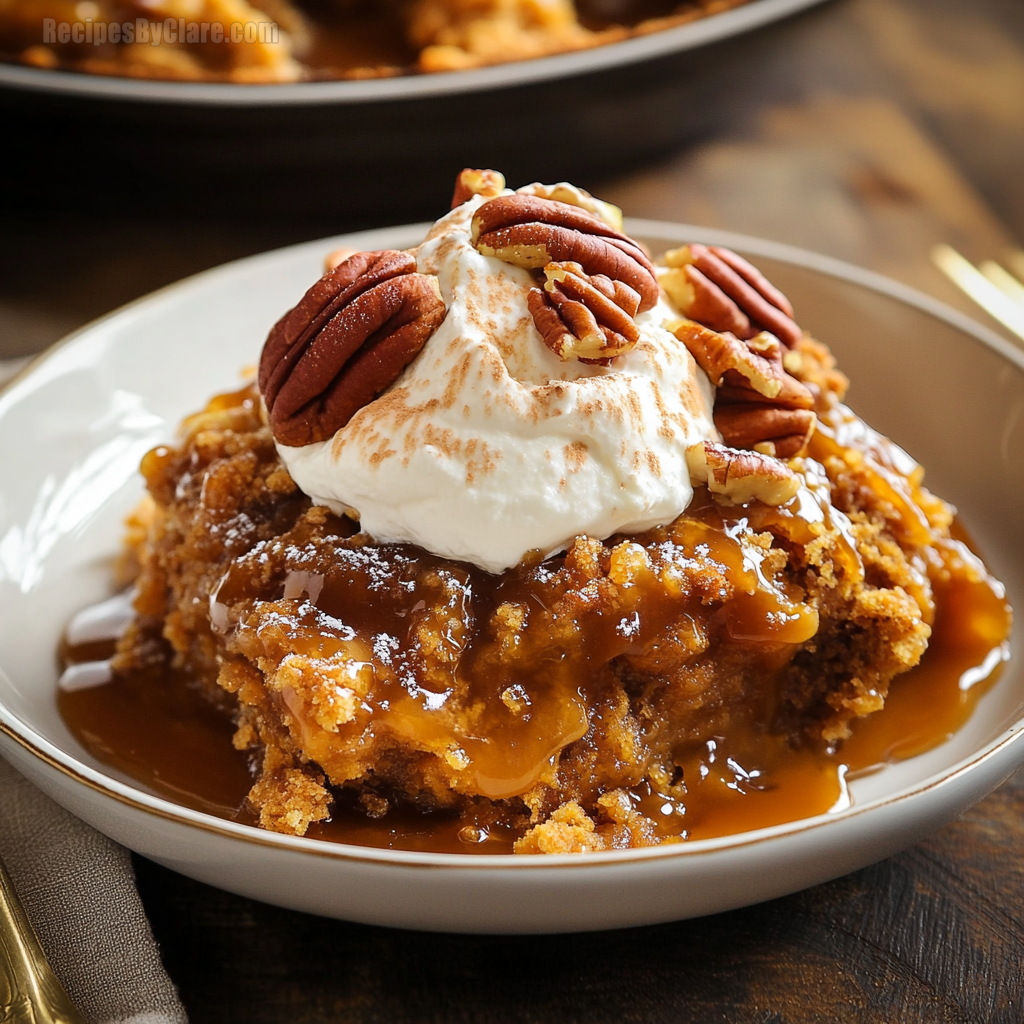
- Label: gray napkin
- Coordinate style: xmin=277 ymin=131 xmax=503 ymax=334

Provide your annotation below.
xmin=0 ymin=757 xmax=189 ymax=1024
xmin=0 ymin=356 xmax=28 ymax=388
xmin=3 ymin=355 xmax=187 ymax=1023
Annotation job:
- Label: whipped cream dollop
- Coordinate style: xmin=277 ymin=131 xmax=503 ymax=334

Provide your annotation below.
xmin=277 ymin=194 xmax=718 ymax=573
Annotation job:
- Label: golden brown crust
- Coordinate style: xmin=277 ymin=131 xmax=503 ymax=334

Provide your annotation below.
xmin=115 ymin=344 xmax=962 ymax=849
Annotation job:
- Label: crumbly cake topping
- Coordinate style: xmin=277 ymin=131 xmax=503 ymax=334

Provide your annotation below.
xmin=81 ymin=179 xmax=1011 ymax=855
xmin=96 ymin=326 xmax=1011 ymax=852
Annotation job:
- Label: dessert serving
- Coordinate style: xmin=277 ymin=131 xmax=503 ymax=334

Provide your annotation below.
xmin=1 ymin=0 xmax=752 ymax=82
xmin=59 ymin=169 xmax=1011 ymax=856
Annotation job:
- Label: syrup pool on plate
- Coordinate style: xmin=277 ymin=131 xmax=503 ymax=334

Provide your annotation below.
xmin=57 ymin=524 xmax=1011 ymax=856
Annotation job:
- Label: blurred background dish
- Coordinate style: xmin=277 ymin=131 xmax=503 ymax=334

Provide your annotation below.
xmin=0 ymin=0 xmax=794 ymax=83
xmin=0 ymin=0 xmax=827 ymax=222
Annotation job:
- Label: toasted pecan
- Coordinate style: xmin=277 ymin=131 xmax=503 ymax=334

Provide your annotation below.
xmin=671 ymin=319 xmax=815 ymax=458
xmin=662 ymin=244 xmax=802 ymax=347
xmin=686 ymin=440 xmax=801 ymax=505
xmin=472 ymin=193 xmax=659 ymax=313
xmin=529 ymin=261 xmax=642 ymax=361
xmin=259 ymin=250 xmax=446 ymax=446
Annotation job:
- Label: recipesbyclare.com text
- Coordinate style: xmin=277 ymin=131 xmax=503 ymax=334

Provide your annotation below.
xmin=42 ymin=18 xmax=281 ymax=46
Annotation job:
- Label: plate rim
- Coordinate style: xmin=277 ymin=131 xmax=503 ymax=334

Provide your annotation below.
xmin=1 ymin=217 xmax=1022 ymax=871
xmin=0 ymin=0 xmax=828 ymax=106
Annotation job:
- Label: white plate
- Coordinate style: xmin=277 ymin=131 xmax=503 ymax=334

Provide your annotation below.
xmin=0 ymin=0 xmax=827 ymax=104
xmin=0 ymin=222 xmax=1022 ymax=934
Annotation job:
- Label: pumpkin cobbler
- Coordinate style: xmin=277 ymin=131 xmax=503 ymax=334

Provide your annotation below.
xmin=107 ymin=169 xmax=1009 ymax=853
xmin=1 ymin=0 xmax=752 ymax=81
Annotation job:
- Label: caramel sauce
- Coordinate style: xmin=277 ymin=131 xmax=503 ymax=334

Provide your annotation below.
xmin=57 ymin=526 xmax=1010 ymax=855
xmin=56 ymin=383 xmax=1012 ymax=853
xmin=843 ymin=546 xmax=1012 ymax=772
xmin=194 ymin=483 xmax=855 ymax=812
xmin=670 ymin=562 xmax=1011 ymax=843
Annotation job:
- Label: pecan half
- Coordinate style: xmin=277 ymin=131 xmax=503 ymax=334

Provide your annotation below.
xmin=661 ymin=244 xmax=802 ymax=347
xmin=671 ymin=320 xmax=815 ymax=458
xmin=528 ymin=261 xmax=642 ymax=361
xmin=450 ymin=167 xmax=506 ymax=208
xmin=712 ymin=405 xmax=816 ymax=458
xmin=259 ymin=250 xmax=446 ymax=447
xmin=471 ymin=194 xmax=659 ymax=313
xmin=516 ymin=181 xmax=624 ymax=231
xmin=686 ymin=441 xmax=800 ymax=506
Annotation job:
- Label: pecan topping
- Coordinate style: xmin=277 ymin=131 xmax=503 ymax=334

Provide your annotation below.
xmin=672 ymin=320 xmax=815 ymax=458
xmin=516 ymin=181 xmax=624 ymax=231
xmin=686 ymin=441 xmax=800 ymax=506
xmin=471 ymin=194 xmax=660 ymax=313
xmin=661 ymin=244 xmax=802 ymax=347
xmin=259 ymin=250 xmax=446 ymax=447
xmin=450 ymin=167 xmax=506 ymax=208
xmin=528 ymin=261 xmax=642 ymax=362
xmin=712 ymin=405 xmax=816 ymax=458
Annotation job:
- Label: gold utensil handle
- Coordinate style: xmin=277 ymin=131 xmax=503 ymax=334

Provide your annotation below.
xmin=0 ymin=856 xmax=88 ymax=1024
xmin=931 ymin=243 xmax=1024 ymax=344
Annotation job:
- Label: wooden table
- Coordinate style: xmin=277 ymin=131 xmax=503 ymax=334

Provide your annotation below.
xmin=3 ymin=0 xmax=1024 ymax=1019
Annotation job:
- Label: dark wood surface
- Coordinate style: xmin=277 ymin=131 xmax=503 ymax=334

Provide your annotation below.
xmin=3 ymin=0 xmax=1024 ymax=1020
xmin=134 ymin=766 xmax=1024 ymax=1023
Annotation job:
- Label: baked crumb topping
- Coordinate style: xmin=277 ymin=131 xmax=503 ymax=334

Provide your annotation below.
xmin=96 ymin=333 xmax=1006 ymax=851
xmin=59 ymin=179 xmax=1008 ymax=854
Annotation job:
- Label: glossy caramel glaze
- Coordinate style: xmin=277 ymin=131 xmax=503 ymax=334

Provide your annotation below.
xmin=58 ymin=523 xmax=1010 ymax=855
xmin=56 ymin=343 xmax=1013 ymax=855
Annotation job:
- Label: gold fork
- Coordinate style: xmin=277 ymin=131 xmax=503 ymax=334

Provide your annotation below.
xmin=0 ymin=855 xmax=88 ymax=1024
xmin=931 ymin=244 xmax=1024 ymax=345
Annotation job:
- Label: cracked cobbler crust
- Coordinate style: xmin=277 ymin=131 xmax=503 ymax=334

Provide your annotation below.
xmin=113 ymin=334 xmax=970 ymax=852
